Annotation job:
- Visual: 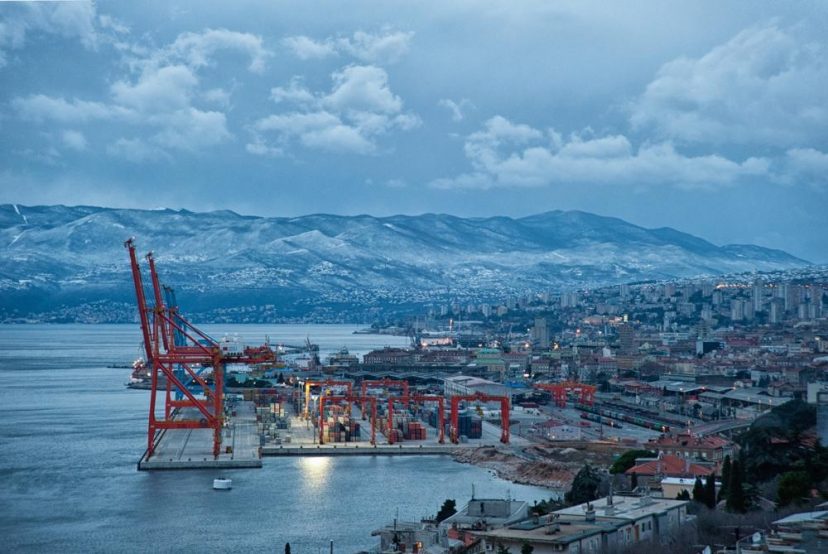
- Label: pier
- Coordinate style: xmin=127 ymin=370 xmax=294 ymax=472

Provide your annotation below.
xmin=138 ymin=401 xmax=262 ymax=470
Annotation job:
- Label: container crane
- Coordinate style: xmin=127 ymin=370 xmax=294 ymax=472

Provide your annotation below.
xmin=303 ymin=379 xmax=353 ymax=419
xmin=317 ymin=395 xmax=377 ymax=445
xmin=162 ymin=284 xmax=208 ymax=401
xmin=125 ymin=238 xmax=274 ymax=459
xmin=360 ymin=378 xmax=410 ymax=413
xmin=534 ymin=382 xmax=596 ymax=408
xmin=385 ymin=395 xmax=445 ymax=444
xmin=449 ymin=393 xmax=511 ymax=444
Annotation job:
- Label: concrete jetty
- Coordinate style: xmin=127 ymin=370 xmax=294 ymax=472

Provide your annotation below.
xmin=138 ymin=401 xmax=262 ymax=470
xmin=261 ymin=444 xmax=477 ymax=457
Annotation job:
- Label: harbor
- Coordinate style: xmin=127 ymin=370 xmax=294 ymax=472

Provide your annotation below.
xmin=0 ymin=323 xmax=555 ymax=553
xmin=137 ymin=400 xmax=262 ymax=470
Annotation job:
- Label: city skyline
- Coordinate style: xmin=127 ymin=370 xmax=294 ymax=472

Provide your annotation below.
xmin=0 ymin=1 xmax=826 ymax=262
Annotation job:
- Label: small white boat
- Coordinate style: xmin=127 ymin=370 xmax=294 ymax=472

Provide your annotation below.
xmin=213 ymin=477 xmax=232 ymax=490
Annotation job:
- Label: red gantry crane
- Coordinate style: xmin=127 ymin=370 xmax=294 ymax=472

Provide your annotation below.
xmin=125 ymin=239 xmax=274 ymax=459
xmin=449 ymin=393 xmax=511 ymax=444
xmin=535 ymin=382 xmax=596 ymax=408
xmin=317 ymin=395 xmax=377 ymax=445
xmin=360 ymin=378 xmax=410 ymax=408
xmin=386 ymin=395 xmax=445 ymax=444
xmin=303 ymin=379 xmax=353 ymax=419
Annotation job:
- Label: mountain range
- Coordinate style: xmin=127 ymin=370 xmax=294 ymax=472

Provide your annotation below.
xmin=0 ymin=204 xmax=809 ymax=322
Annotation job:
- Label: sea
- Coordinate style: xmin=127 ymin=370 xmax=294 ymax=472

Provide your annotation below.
xmin=0 ymin=324 xmax=554 ymax=553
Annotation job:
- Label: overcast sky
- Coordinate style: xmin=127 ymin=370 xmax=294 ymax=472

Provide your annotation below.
xmin=1 ymin=1 xmax=826 ymax=261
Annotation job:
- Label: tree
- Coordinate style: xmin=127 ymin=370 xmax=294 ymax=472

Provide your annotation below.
xmin=692 ymin=477 xmax=705 ymax=504
xmin=738 ymin=400 xmax=817 ymax=483
xmin=719 ymin=455 xmax=731 ymax=502
xmin=676 ymin=490 xmax=691 ymax=500
xmin=436 ymin=499 xmax=457 ymax=522
xmin=530 ymin=497 xmax=563 ymax=516
xmin=496 ymin=543 xmax=512 ymax=554
xmin=284 ymin=544 xmax=291 ymax=554
xmin=705 ymin=473 xmax=717 ymax=509
xmin=609 ymin=450 xmax=656 ymax=474
xmin=566 ymin=463 xmax=602 ymax=505
xmin=726 ymin=460 xmax=746 ymax=513
xmin=777 ymin=471 xmax=812 ymax=507
xmin=630 ymin=472 xmax=639 ymax=491
xmin=520 ymin=542 xmax=535 ymax=554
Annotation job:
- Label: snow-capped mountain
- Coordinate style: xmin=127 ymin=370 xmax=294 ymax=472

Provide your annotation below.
xmin=0 ymin=204 xmax=808 ymax=322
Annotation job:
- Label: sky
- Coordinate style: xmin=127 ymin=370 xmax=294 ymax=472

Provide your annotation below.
xmin=0 ymin=1 xmax=826 ymax=261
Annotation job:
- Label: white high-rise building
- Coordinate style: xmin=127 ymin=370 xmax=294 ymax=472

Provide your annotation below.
xmin=620 ymin=283 xmax=630 ymax=301
xmin=730 ymin=299 xmax=745 ymax=322
xmin=785 ymin=285 xmax=801 ymax=312
xmin=752 ymin=280 xmax=764 ymax=312
xmin=701 ymin=304 xmax=713 ymax=322
xmin=769 ymin=299 xmax=784 ymax=324
xmin=560 ymin=291 xmax=579 ymax=308
xmin=532 ymin=317 xmax=550 ymax=347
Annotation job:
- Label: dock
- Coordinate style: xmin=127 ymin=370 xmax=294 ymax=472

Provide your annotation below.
xmin=261 ymin=444 xmax=479 ymax=456
xmin=258 ymin=407 xmax=529 ymax=457
xmin=138 ymin=398 xmax=531 ymax=468
xmin=138 ymin=401 xmax=262 ymax=470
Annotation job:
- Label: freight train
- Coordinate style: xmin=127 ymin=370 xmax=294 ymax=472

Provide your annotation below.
xmin=575 ymin=403 xmax=670 ymax=432
xmin=598 ymin=400 xmax=689 ymax=427
xmin=578 ymin=411 xmax=623 ymax=428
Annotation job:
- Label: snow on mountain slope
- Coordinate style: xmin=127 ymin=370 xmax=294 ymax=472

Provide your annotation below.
xmin=0 ymin=204 xmax=809 ymax=320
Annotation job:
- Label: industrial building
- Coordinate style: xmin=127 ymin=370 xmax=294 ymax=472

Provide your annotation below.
xmin=443 ymin=375 xmax=511 ymax=401
xmin=475 ymin=494 xmax=690 ymax=553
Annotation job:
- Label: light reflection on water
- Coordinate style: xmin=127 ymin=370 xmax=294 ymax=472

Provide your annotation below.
xmin=300 ymin=456 xmax=333 ymax=491
xmin=0 ymin=324 xmax=555 ymax=552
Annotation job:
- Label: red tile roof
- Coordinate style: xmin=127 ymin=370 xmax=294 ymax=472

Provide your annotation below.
xmin=651 ymin=432 xmax=731 ymax=449
xmin=626 ymin=454 xmax=714 ymax=477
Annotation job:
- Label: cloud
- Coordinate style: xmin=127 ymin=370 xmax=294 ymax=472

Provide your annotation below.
xmin=630 ymin=22 xmax=828 ymax=147
xmin=245 ymin=137 xmax=283 ymax=158
xmin=106 ymin=137 xmax=169 ymax=163
xmin=0 ymin=2 xmax=99 ymax=67
xmin=270 ymin=77 xmax=317 ymax=105
xmin=61 ymin=130 xmax=87 ymax=151
xmin=250 ymin=65 xmax=419 ymax=155
xmin=339 ymin=30 xmax=413 ymax=64
xmin=384 ymin=178 xmax=407 ymax=188
xmin=153 ymin=108 xmax=231 ymax=151
xmin=10 ymin=28 xmax=268 ymax=160
xmin=111 ymin=64 xmax=198 ymax=111
xmin=438 ymin=98 xmax=474 ymax=122
xmin=202 ymin=87 xmax=232 ymax=108
xmin=784 ymin=148 xmax=828 ymax=189
xmin=97 ymin=14 xmax=130 ymax=35
xmin=281 ymin=35 xmax=337 ymax=60
xmin=12 ymin=94 xmax=135 ymax=123
xmin=254 ymin=111 xmax=375 ymax=154
xmin=162 ymin=28 xmax=270 ymax=73
xmin=323 ymin=65 xmax=403 ymax=114
xmin=431 ymin=116 xmax=770 ymax=190
xmin=282 ymin=29 xmax=413 ymax=65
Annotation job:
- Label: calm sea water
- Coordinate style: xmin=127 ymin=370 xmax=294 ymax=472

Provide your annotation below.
xmin=0 ymin=324 xmax=553 ymax=553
